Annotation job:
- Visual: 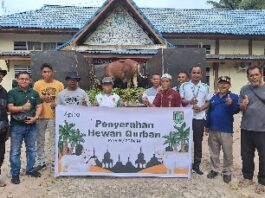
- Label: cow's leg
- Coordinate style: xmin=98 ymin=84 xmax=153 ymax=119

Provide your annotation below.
xmin=126 ymin=79 xmax=132 ymax=88
xmin=133 ymin=74 xmax=138 ymax=87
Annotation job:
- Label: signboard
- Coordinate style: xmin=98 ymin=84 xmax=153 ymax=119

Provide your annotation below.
xmin=55 ymin=105 xmax=193 ymax=178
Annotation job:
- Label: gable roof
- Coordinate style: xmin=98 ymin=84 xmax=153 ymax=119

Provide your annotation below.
xmin=1 ymin=4 xmax=265 ymax=36
xmin=58 ymin=0 xmax=168 ymax=49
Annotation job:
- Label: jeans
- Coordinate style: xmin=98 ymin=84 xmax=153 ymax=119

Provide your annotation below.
xmin=192 ymin=119 xmax=205 ymax=168
xmin=10 ymin=124 xmax=37 ymax=177
xmin=0 ymin=132 xmax=6 ymax=173
xmin=241 ymin=129 xmax=265 ymax=185
xmin=36 ymin=119 xmax=55 ymax=166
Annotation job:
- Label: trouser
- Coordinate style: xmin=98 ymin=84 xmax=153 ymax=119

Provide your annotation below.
xmin=10 ymin=124 xmax=36 ymax=177
xmin=208 ymin=130 xmax=233 ymax=176
xmin=36 ymin=119 xmax=55 ymax=166
xmin=192 ymin=119 xmax=205 ymax=168
xmin=0 ymin=132 xmax=6 ymax=174
xmin=241 ymin=129 xmax=265 ymax=185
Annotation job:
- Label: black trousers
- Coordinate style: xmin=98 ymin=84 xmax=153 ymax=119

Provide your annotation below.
xmin=0 ymin=132 xmax=6 ymax=174
xmin=241 ymin=129 xmax=265 ymax=185
xmin=192 ymin=119 xmax=205 ymax=168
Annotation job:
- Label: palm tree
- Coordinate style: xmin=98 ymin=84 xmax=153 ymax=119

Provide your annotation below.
xmin=174 ymin=123 xmax=190 ymax=152
xmin=163 ymin=131 xmax=177 ymax=151
xmin=69 ymin=129 xmax=86 ymax=152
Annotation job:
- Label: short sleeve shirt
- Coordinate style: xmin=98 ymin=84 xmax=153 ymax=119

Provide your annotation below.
xmin=56 ymin=88 xmax=90 ymax=106
xmin=34 ymin=79 xmax=64 ymax=119
xmin=239 ymin=84 xmax=265 ymax=132
xmin=8 ymin=87 xmax=41 ymax=124
xmin=95 ymin=92 xmax=121 ymax=107
xmin=180 ymin=81 xmax=211 ymax=120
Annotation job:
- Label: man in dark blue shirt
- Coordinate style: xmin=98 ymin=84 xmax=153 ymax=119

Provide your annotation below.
xmin=206 ymin=76 xmax=240 ymax=183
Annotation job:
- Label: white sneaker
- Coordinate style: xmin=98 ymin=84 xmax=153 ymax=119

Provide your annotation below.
xmin=0 ymin=175 xmax=6 ymax=187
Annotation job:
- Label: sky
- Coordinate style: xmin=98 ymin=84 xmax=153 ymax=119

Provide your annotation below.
xmin=1 ymin=0 xmax=212 ymax=15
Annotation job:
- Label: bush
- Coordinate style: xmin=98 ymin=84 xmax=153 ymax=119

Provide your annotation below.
xmin=88 ymin=86 xmax=145 ymax=104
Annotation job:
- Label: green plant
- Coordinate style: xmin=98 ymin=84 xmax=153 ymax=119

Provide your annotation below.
xmin=163 ymin=122 xmax=190 ymax=152
xmin=87 ymin=86 xmax=144 ymax=104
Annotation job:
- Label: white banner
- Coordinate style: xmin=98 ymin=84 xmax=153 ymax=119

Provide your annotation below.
xmin=55 ymin=105 xmax=193 ymax=178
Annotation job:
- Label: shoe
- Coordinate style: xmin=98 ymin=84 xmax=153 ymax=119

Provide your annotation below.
xmin=192 ymin=166 xmax=204 ymax=175
xmin=0 ymin=175 xmax=6 ymax=187
xmin=35 ymin=164 xmax=47 ymax=171
xmin=11 ymin=176 xmax=20 ymax=184
xmin=207 ymin=170 xmax=218 ymax=179
xmin=223 ymin=175 xmax=232 ymax=183
xmin=26 ymin=169 xmax=41 ymax=178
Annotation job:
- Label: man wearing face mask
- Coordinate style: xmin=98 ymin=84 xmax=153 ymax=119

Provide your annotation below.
xmin=238 ymin=66 xmax=265 ymax=194
xmin=206 ymin=76 xmax=239 ymax=183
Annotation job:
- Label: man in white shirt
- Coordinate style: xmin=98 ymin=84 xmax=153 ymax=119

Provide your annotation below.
xmin=57 ymin=71 xmax=90 ymax=106
xmin=180 ymin=65 xmax=211 ymax=175
xmin=94 ymin=77 xmax=121 ymax=108
xmin=141 ymin=73 xmax=161 ymax=105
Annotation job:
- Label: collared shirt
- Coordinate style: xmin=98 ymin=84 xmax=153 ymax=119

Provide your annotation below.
xmin=207 ymin=92 xmax=240 ymax=133
xmin=142 ymin=86 xmax=160 ymax=104
xmin=239 ymin=84 xmax=265 ymax=132
xmin=56 ymin=87 xmax=90 ymax=106
xmin=8 ymin=86 xmax=41 ymax=125
xmin=34 ymin=79 xmax=64 ymax=119
xmin=153 ymin=88 xmax=181 ymax=107
xmin=95 ymin=92 xmax=121 ymax=107
xmin=180 ymin=81 xmax=211 ymax=120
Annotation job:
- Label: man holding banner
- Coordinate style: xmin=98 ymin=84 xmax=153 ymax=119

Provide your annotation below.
xmin=180 ymin=65 xmax=211 ymax=175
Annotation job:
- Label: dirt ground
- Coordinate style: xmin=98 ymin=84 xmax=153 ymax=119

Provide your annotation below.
xmin=0 ymin=114 xmax=263 ymax=198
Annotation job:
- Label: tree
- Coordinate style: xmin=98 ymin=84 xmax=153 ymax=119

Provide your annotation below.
xmin=207 ymin=0 xmax=265 ymax=9
xmin=207 ymin=0 xmax=242 ymax=9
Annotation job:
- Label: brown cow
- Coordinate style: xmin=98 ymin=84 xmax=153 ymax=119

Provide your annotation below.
xmin=104 ymin=59 xmax=146 ymax=88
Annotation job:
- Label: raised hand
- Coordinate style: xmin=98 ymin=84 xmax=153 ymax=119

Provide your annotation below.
xmin=190 ymin=97 xmax=198 ymax=105
xmin=22 ymin=100 xmax=31 ymax=111
xmin=226 ymin=94 xmax=233 ymax=105
xmin=242 ymin=95 xmax=249 ymax=106
xmin=82 ymin=98 xmax=88 ymax=107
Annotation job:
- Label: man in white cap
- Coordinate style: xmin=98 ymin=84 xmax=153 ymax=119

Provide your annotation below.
xmin=151 ymin=73 xmax=181 ymax=107
xmin=0 ymin=67 xmax=8 ymax=187
xmin=94 ymin=77 xmax=121 ymax=107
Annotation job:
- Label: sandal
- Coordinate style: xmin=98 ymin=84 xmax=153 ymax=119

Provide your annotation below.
xmin=238 ymin=179 xmax=254 ymax=188
xmin=255 ymin=184 xmax=265 ymax=194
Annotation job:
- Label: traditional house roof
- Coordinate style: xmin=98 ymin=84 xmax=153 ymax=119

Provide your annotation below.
xmin=1 ymin=4 xmax=265 ymax=35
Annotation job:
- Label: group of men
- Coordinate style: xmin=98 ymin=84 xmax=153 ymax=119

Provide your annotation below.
xmin=0 ymin=63 xmax=264 ymax=194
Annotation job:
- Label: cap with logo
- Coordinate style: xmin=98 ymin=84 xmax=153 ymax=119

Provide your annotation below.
xmin=161 ymin=73 xmax=172 ymax=80
xmin=102 ymin=77 xmax=114 ymax=85
xmin=65 ymin=71 xmax=81 ymax=81
xmin=217 ymin=76 xmax=231 ymax=84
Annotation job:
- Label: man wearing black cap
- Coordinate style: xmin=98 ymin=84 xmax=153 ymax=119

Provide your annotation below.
xmin=206 ymin=76 xmax=240 ymax=183
xmin=0 ymin=68 xmax=8 ymax=187
xmin=56 ymin=71 xmax=90 ymax=106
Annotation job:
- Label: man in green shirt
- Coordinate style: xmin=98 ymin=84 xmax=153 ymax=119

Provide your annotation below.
xmin=8 ymin=71 xmax=42 ymax=184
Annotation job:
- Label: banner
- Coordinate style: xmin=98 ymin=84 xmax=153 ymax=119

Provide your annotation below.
xmin=55 ymin=105 xmax=193 ymax=178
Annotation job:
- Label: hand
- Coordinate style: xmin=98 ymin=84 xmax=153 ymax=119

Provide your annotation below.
xmin=93 ymin=101 xmax=99 ymax=106
xmin=190 ymin=97 xmax=198 ymax=105
xmin=82 ymin=98 xmax=88 ymax=107
xmin=22 ymin=100 xmax=31 ymax=111
xmin=50 ymin=102 xmax=56 ymax=109
xmin=193 ymin=105 xmax=201 ymax=113
xmin=241 ymin=95 xmax=249 ymax=110
xmin=142 ymin=97 xmax=150 ymax=106
xmin=25 ymin=116 xmax=38 ymax=125
xmin=226 ymin=94 xmax=233 ymax=105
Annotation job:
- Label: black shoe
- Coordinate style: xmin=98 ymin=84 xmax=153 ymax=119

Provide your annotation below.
xmin=192 ymin=166 xmax=204 ymax=175
xmin=207 ymin=170 xmax=218 ymax=179
xmin=11 ymin=176 xmax=20 ymax=184
xmin=26 ymin=169 xmax=41 ymax=178
xmin=35 ymin=164 xmax=47 ymax=171
xmin=223 ymin=175 xmax=231 ymax=183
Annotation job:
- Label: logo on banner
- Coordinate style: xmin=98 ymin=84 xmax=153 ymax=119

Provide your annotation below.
xmin=173 ymin=111 xmax=184 ymax=125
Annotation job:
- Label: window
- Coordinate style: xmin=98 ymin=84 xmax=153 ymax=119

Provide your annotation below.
xmin=14 ymin=65 xmax=31 ymax=77
xmin=14 ymin=41 xmax=27 ymax=50
xmin=14 ymin=41 xmax=63 ymax=51
xmin=43 ymin=42 xmax=57 ymax=50
xmin=203 ymin=45 xmax=211 ymax=55
xmin=206 ymin=67 xmax=210 ymax=85
xmin=28 ymin=42 xmax=41 ymax=51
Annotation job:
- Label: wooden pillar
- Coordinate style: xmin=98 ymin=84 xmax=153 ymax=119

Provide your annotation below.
xmin=248 ymin=39 xmax=253 ymax=55
xmin=213 ymin=63 xmax=219 ymax=93
xmin=215 ymin=39 xmax=219 ymax=55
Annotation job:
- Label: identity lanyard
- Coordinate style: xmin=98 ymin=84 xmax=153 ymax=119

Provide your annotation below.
xmin=191 ymin=85 xmax=201 ymax=98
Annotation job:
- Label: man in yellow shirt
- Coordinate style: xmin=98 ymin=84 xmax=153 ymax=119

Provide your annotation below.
xmin=34 ymin=63 xmax=64 ymax=169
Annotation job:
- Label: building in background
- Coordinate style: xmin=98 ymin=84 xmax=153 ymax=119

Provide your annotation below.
xmin=0 ymin=0 xmax=265 ymax=93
